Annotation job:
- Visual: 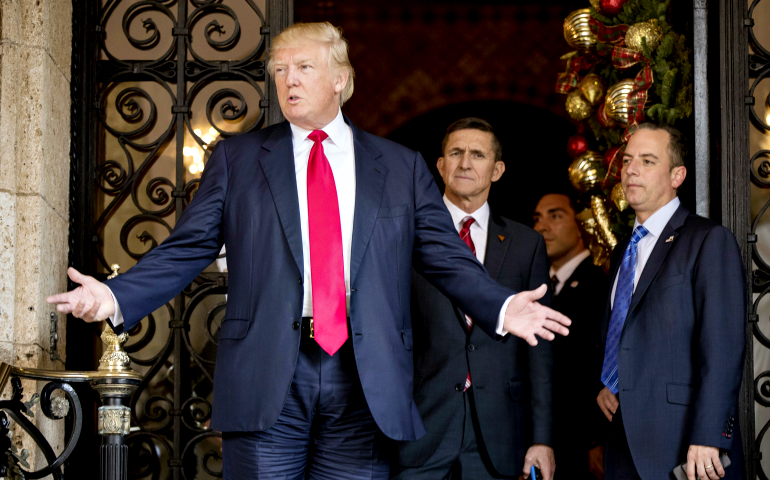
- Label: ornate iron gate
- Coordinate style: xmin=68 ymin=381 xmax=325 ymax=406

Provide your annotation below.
xmin=747 ymin=0 xmax=770 ymax=477
xmin=717 ymin=0 xmax=770 ymax=476
xmin=68 ymin=1 xmax=292 ymax=478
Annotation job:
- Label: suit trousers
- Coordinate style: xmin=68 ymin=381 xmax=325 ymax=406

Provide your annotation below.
xmin=391 ymin=387 xmax=514 ymax=480
xmin=603 ymin=403 xmax=642 ymax=480
xmin=222 ymin=319 xmax=390 ymax=480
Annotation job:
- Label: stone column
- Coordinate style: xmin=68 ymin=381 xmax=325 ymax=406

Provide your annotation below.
xmin=0 ymin=0 xmax=73 ymax=471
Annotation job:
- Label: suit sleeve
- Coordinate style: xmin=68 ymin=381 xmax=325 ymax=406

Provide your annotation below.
xmin=409 ymin=152 xmax=514 ymax=339
xmin=689 ymin=226 xmax=746 ymax=449
xmin=104 ymin=141 xmax=230 ymax=332
xmin=526 ymin=235 xmax=554 ymax=446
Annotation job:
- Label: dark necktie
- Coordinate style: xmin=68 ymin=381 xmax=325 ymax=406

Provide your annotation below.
xmin=550 ymin=274 xmax=559 ymax=294
xmin=459 ymin=216 xmax=476 ymax=390
xmin=307 ymin=130 xmax=347 ymax=356
xmin=600 ymin=225 xmax=648 ymax=393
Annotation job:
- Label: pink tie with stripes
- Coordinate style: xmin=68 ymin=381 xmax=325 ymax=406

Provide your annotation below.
xmin=307 ymin=130 xmax=348 ymax=356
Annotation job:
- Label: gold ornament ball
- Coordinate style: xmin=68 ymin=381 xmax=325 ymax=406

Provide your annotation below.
xmin=604 ymin=79 xmax=636 ymax=127
xmin=569 ymin=151 xmax=607 ymax=193
xmin=564 ymin=9 xmax=598 ymax=50
xmin=566 ymin=90 xmax=594 ymax=121
xmin=579 ymin=73 xmax=606 ymax=106
xmin=625 ymin=20 xmax=663 ymax=53
xmin=611 ymin=183 xmax=629 ymax=211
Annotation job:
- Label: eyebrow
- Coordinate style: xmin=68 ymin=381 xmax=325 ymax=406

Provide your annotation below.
xmin=448 ymin=147 xmax=487 ymax=156
xmin=623 ymin=152 xmax=659 ymax=160
xmin=533 ymin=207 xmax=567 ymax=218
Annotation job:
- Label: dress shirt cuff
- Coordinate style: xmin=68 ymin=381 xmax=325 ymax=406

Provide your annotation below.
xmin=495 ymin=294 xmax=516 ymax=336
xmin=107 ymin=286 xmax=124 ymax=327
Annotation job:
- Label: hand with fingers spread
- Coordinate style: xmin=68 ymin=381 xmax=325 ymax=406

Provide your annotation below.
xmin=597 ymin=387 xmax=619 ymax=422
xmin=503 ymin=284 xmax=571 ymax=346
xmin=686 ymin=445 xmax=725 ymax=480
xmin=46 ymin=267 xmax=115 ymax=323
xmin=522 ymin=444 xmax=555 ymax=480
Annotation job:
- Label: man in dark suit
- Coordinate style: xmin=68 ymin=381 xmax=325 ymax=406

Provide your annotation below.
xmin=533 ymin=192 xmax=609 ymax=480
xmin=596 ymin=123 xmax=745 ymax=480
xmin=47 ymin=24 xmax=570 ymax=479
xmin=393 ymin=118 xmax=556 ymax=480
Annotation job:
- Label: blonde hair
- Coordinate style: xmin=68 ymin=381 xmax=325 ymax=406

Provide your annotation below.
xmin=267 ymin=22 xmax=355 ymax=105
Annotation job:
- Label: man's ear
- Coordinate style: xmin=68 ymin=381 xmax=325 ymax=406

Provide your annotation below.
xmin=333 ymin=71 xmax=349 ymax=94
xmin=671 ymin=165 xmax=687 ymax=190
xmin=437 ymin=156 xmax=445 ymax=172
xmin=491 ymin=160 xmax=506 ymax=183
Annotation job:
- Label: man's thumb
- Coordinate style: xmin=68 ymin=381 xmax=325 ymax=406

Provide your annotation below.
xmin=520 ymin=283 xmax=547 ymax=302
xmin=67 ymin=267 xmax=86 ymax=284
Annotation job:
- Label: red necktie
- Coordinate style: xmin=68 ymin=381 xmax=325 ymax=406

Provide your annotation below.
xmin=459 ymin=216 xmax=475 ymax=390
xmin=307 ymin=130 xmax=347 ymax=355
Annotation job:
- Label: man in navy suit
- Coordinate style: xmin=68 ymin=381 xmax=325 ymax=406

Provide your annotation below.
xmin=596 ymin=123 xmax=745 ymax=480
xmin=48 ymin=22 xmax=570 ymax=479
xmin=393 ymin=118 xmax=555 ymax=480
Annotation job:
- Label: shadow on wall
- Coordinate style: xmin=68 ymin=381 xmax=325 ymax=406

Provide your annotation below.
xmin=388 ymin=100 xmax=575 ymax=226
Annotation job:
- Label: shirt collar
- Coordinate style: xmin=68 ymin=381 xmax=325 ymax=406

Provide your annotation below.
xmin=443 ymin=195 xmax=490 ymax=232
xmin=633 ymin=196 xmax=680 ymax=239
xmin=550 ymin=249 xmax=590 ymax=283
xmin=289 ymin=109 xmax=349 ymax=151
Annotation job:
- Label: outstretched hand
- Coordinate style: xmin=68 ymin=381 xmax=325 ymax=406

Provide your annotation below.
xmin=503 ymin=284 xmax=570 ymax=346
xmin=46 ymin=267 xmax=115 ymax=323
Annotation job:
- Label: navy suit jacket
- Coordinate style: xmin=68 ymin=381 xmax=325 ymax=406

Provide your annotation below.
xmin=397 ymin=212 xmax=553 ymax=476
xmin=104 ymin=118 xmax=514 ymax=440
xmin=601 ymin=204 xmax=745 ymax=479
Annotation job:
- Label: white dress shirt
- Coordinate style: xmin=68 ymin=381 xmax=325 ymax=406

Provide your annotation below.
xmin=292 ymin=110 xmax=356 ymax=316
xmin=610 ymin=196 xmax=680 ymax=308
xmin=443 ymin=196 xmax=490 ymax=264
xmin=442 ymin=196 xmax=513 ymax=336
xmin=550 ymin=249 xmax=590 ymax=296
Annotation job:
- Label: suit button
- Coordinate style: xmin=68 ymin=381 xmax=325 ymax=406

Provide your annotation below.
xmin=292 ymin=321 xmax=300 ymax=330
xmin=455 ymin=383 xmax=464 ymax=391
xmin=467 ymin=344 xmax=475 ymax=352
xmin=299 ymin=278 xmax=303 ymax=284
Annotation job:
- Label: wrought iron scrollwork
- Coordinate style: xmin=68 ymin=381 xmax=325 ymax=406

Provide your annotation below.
xmin=747 ymin=0 xmax=770 ymax=477
xmin=0 ymin=377 xmax=82 ymax=480
xmin=85 ymin=1 xmax=275 ymax=477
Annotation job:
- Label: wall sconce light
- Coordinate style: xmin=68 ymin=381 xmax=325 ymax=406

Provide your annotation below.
xmin=187 ymin=127 xmax=219 ymax=174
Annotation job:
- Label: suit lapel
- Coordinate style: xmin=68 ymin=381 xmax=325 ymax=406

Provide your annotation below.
xmin=627 ymin=205 xmax=688 ymax=316
xmin=348 ymin=119 xmax=387 ymax=284
xmin=258 ymin=122 xmax=304 ymax=276
xmin=484 ymin=212 xmax=511 ymax=280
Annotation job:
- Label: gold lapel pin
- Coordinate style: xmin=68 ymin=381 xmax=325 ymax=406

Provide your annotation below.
xmin=665 ymin=235 xmax=675 ymax=243
xmin=498 ymin=235 xmax=505 ymax=242
xmin=570 ymin=280 xmax=579 ymax=288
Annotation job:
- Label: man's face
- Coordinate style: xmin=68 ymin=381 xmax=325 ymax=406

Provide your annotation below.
xmin=533 ymin=194 xmax=583 ymax=262
xmin=621 ymin=129 xmax=686 ymax=219
xmin=272 ymin=43 xmax=347 ymax=130
xmin=436 ymin=129 xmax=504 ymax=203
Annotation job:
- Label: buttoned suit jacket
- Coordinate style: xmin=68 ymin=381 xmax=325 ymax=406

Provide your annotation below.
xmin=551 ymin=256 xmax=609 ymax=459
xmin=600 ymin=204 xmax=745 ymax=479
xmin=396 ymin=211 xmax=553 ymax=477
xmin=104 ymin=118 xmax=514 ymax=440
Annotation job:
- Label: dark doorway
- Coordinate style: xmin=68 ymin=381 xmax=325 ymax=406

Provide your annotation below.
xmin=388 ymin=100 xmax=574 ymax=226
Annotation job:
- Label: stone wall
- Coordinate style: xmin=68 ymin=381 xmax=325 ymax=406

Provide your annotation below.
xmin=0 ymin=0 xmax=72 ymax=472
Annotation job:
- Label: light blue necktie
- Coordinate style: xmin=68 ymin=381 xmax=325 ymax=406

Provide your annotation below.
xmin=600 ymin=225 xmax=648 ymax=394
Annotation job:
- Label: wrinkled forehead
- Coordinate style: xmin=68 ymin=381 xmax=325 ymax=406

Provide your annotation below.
xmin=272 ymin=42 xmax=330 ymax=64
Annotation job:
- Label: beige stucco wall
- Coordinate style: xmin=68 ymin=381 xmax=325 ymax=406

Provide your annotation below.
xmin=0 ymin=0 xmax=72 ymax=473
